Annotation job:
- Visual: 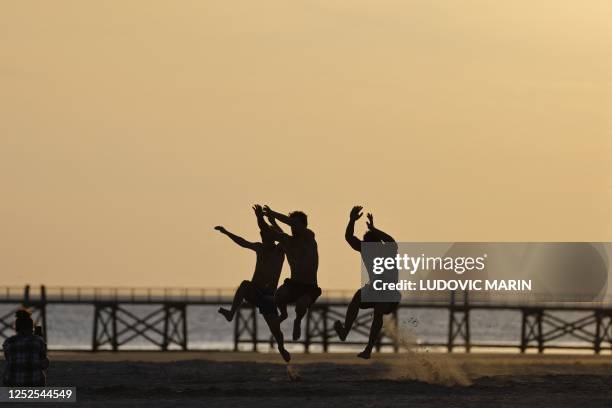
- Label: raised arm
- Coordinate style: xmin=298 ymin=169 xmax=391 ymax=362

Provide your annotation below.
xmin=366 ymin=213 xmax=395 ymax=243
xmin=345 ymin=206 xmax=363 ymax=252
xmin=267 ymin=214 xmax=284 ymax=233
xmin=253 ymin=204 xmax=286 ymax=236
xmin=263 ymin=206 xmax=306 ymax=233
xmin=261 ymin=220 xmax=291 ymax=245
xmin=253 ymin=204 xmax=269 ymax=232
xmin=214 ymin=226 xmax=260 ymax=251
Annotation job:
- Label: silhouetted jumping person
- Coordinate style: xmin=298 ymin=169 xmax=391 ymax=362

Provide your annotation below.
xmin=261 ymin=205 xmax=321 ymax=341
xmin=334 ymin=206 xmax=400 ymax=359
xmin=215 ymin=204 xmax=290 ymax=362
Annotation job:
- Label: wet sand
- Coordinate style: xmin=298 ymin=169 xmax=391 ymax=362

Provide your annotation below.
xmin=41 ymin=351 xmax=612 ymax=407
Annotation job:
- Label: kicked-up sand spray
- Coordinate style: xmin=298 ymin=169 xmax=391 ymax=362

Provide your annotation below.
xmin=382 ymin=316 xmax=472 ymax=386
xmin=286 ymin=364 xmax=302 ymax=382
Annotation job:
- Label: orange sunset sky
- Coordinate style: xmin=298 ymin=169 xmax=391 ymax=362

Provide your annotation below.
xmin=1 ymin=1 xmax=611 ymax=289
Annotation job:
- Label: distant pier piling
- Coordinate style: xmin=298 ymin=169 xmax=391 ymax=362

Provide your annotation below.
xmin=1 ymin=285 xmax=612 ymax=353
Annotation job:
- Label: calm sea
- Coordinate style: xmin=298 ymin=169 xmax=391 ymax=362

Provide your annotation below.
xmin=0 ymin=304 xmax=593 ymax=351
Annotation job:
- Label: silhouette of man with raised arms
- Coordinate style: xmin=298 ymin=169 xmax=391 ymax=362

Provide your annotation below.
xmin=334 ymin=206 xmax=400 ymax=359
xmin=261 ymin=205 xmax=321 ymax=341
xmin=215 ymin=204 xmax=290 ymax=362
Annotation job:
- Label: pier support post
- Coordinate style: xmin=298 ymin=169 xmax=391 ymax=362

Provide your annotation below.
xmin=162 ymin=303 xmax=187 ymax=350
xmin=305 ymin=305 xmax=329 ymax=353
xmin=92 ymin=303 xmax=182 ymax=351
xmin=594 ymin=310 xmax=612 ymax=354
xmin=234 ymin=304 xmax=258 ymax=351
xmin=92 ymin=303 xmax=118 ymax=351
xmin=448 ymin=291 xmax=470 ymax=352
xmin=38 ymin=285 xmax=48 ymax=342
xmin=391 ymin=308 xmax=399 ymax=352
xmin=520 ymin=308 xmax=543 ymax=353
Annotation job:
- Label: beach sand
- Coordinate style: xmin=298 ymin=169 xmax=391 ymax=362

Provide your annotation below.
xmin=37 ymin=351 xmax=612 ymax=407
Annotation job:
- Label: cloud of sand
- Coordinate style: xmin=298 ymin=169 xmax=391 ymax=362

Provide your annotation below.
xmin=382 ymin=316 xmax=472 ymax=387
xmin=286 ymin=364 xmax=302 ymax=382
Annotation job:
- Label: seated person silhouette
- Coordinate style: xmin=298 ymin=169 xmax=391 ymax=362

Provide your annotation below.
xmin=261 ymin=205 xmax=321 ymax=341
xmin=2 ymin=309 xmax=49 ymax=386
xmin=215 ymin=204 xmax=290 ymax=362
xmin=334 ymin=206 xmax=400 ymax=359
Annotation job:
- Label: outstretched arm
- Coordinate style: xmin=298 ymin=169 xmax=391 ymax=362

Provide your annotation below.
xmin=214 ymin=226 xmax=260 ymax=251
xmin=366 ymin=213 xmax=395 ymax=243
xmin=345 ymin=206 xmax=363 ymax=252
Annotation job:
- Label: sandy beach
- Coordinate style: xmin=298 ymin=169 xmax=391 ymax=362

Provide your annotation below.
xmin=36 ymin=351 xmax=612 ymax=407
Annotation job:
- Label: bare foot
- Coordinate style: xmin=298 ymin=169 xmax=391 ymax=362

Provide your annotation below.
xmin=334 ymin=320 xmax=347 ymax=341
xmin=279 ymin=347 xmax=291 ymax=363
xmin=218 ymin=308 xmax=233 ymax=322
xmin=357 ymin=349 xmax=372 ymax=359
xmin=292 ymin=319 xmax=302 ymax=341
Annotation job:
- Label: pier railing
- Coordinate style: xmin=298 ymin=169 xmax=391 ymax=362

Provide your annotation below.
xmin=1 ymin=286 xmax=358 ymax=304
xmin=1 ymin=285 xmax=612 ymax=354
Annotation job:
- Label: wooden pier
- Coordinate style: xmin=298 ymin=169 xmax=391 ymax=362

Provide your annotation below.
xmin=1 ymin=285 xmax=612 ymax=354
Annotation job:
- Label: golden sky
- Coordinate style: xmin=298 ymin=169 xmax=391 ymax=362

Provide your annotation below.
xmin=1 ymin=1 xmax=611 ymax=289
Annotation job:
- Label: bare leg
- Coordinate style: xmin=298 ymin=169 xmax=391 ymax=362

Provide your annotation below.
xmin=334 ymin=289 xmax=361 ymax=341
xmin=274 ymin=285 xmax=290 ymax=323
xmin=292 ymin=295 xmax=312 ymax=341
xmin=219 ymin=280 xmax=257 ymax=322
xmin=264 ymin=314 xmax=290 ymax=362
xmin=358 ymin=305 xmax=385 ymax=359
